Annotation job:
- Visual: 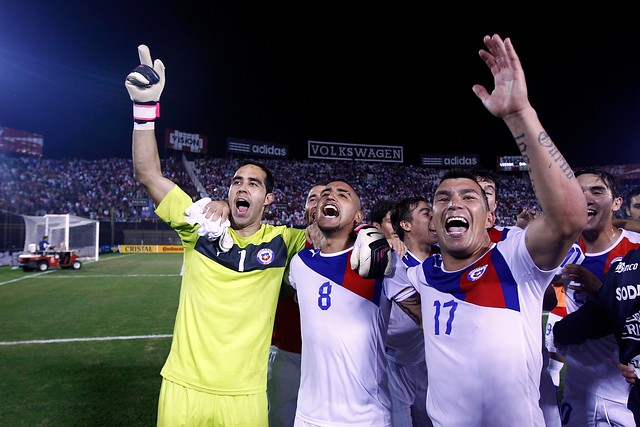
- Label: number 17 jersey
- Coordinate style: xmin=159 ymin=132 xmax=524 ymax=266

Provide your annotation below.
xmin=385 ymin=231 xmax=554 ymax=427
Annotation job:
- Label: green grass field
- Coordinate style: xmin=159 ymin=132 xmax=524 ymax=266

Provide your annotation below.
xmin=0 ymin=252 xmax=566 ymax=425
xmin=0 ymin=253 xmax=183 ymax=427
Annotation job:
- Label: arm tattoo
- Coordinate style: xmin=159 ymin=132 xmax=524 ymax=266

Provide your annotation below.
xmin=539 ymin=132 xmax=574 ymax=179
xmin=515 ymin=133 xmax=536 ymax=191
xmin=396 ymin=294 xmax=422 ymax=329
xmin=514 ymin=131 xmax=574 ymax=189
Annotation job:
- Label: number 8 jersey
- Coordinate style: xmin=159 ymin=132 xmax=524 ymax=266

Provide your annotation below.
xmin=289 ymin=246 xmax=392 ymax=427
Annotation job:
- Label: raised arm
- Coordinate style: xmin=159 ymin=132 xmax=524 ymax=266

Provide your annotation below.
xmin=472 ymin=35 xmax=587 ymax=270
xmin=132 ymin=129 xmax=174 ymax=205
xmin=125 ymin=45 xmax=174 ymax=205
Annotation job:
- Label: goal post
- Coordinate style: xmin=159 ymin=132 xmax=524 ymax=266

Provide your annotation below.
xmin=22 ymin=214 xmax=99 ymax=261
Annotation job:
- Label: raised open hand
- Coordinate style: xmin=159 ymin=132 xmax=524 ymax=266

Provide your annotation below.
xmin=472 ymin=35 xmax=531 ymax=119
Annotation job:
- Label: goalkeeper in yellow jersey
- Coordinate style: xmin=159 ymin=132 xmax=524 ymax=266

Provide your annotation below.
xmin=125 ymin=44 xmax=389 ymax=426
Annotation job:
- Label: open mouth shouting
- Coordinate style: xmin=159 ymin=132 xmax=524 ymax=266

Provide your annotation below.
xmin=322 ymin=203 xmax=339 ymax=218
xmin=445 ymin=216 xmax=469 ymax=236
xmin=235 ymin=197 xmax=250 ymax=216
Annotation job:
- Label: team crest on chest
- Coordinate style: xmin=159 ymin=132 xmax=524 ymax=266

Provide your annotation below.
xmin=468 ymin=264 xmax=488 ymax=281
xmin=257 ymin=248 xmax=275 ymax=265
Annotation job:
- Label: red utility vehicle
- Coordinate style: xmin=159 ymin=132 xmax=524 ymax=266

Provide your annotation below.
xmin=18 ymin=250 xmax=82 ymax=272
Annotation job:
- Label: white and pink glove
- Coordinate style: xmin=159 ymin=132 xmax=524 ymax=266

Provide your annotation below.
xmin=350 ymin=225 xmax=393 ymax=278
xmin=125 ymin=45 xmax=165 ymax=130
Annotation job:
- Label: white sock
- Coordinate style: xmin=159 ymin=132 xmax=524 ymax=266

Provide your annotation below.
xmin=548 ymin=358 xmax=564 ymax=388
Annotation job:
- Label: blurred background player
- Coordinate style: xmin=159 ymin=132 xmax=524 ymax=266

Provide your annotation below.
xmin=387 ymin=195 xmax=437 ymax=426
xmin=555 ymin=167 xmax=640 ymax=426
xmin=370 ymin=198 xmax=406 ymax=256
xmin=625 ymin=186 xmax=640 ymax=221
xmin=554 ymin=246 xmax=640 ymax=425
xmin=268 ymin=183 xmax=324 ymax=427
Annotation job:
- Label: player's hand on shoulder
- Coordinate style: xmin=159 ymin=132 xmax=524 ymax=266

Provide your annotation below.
xmin=562 ymin=264 xmax=603 ymax=295
xmin=388 ymin=237 xmax=407 ymax=259
xmin=203 ymin=200 xmax=230 ymax=223
xmin=305 ymin=222 xmax=326 ymax=250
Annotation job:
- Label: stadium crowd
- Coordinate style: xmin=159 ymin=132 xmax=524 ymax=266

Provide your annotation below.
xmin=0 ymin=155 xmax=557 ymax=226
xmin=2 ymin=154 xmax=639 ymax=227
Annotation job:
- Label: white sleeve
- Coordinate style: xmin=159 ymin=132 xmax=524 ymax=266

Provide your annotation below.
xmin=383 ymin=252 xmax=417 ymax=302
xmin=288 ymin=255 xmax=298 ymax=290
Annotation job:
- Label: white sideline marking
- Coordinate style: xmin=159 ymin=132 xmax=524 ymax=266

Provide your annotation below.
xmin=98 ymin=254 xmax=135 ymax=261
xmin=0 ymin=270 xmax=54 ymax=286
xmin=0 ymin=334 xmax=173 ymax=346
xmin=0 ymin=273 xmax=180 ymax=285
xmin=37 ymin=274 xmax=181 ymax=278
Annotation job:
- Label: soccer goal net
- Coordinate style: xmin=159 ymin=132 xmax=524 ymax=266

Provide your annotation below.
xmin=22 ymin=214 xmax=99 ymax=261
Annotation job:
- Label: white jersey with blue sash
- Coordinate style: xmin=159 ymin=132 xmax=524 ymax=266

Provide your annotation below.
xmin=385 ymin=230 xmax=553 ymax=427
xmin=289 ymin=246 xmax=392 ymax=427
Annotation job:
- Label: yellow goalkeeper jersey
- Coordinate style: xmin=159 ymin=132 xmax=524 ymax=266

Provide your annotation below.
xmin=155 ymin=185 xmax=307 ymax=394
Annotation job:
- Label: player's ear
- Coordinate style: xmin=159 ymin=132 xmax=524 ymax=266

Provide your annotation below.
xmin=355 ymin=210 xmax=364 ymax=224
xmin=264 ymin=192 xmax=275 ymax=206
xmin=485 ymin=210 xmax=496 ymax=229
xmin=612 ymin=196 xmax=623 ymax=213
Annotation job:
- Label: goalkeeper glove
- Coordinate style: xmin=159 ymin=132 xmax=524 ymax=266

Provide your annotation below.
xmin=125 ymin=44 xmax=165 ymax=130
xmin=350 ymin=224 xmax=393 ymax=278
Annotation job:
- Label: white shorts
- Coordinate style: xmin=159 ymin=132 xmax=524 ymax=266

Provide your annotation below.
xmin=387 ymin=358 xmax=432 ymax=427
xmin=560 ymin=383 xmax=635 ymax=427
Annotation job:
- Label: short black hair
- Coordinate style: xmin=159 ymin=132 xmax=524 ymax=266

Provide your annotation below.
xmin=239 ymin=160 xmax=275 ymax=194
xmin=625 ymin=186 xmax=640 ymax=208
xmin=574 ymin=167 xmax=620 ymax=199
xmin=369 ymin=198 xmax=397 ymax=225
xmin=472 ymin=168 xmax=501 ymax=198
xmin=437 ymin=169 xmax=489 ymax=210
xmin=390 ymin=196 xmax=429 ymax=241
xmin=439 ymin=169 xmax=479 ymax=183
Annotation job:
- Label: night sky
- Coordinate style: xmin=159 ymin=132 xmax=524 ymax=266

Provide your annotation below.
xmin=1 ymin=3 xmax=640 ymax=170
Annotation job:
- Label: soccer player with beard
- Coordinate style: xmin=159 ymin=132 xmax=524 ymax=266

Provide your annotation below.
xmin=288 ymin=180 xmax=393 ymax=426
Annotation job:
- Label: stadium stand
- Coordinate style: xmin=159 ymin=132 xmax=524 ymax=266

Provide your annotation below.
xmin=2 ymin=153 xmax=638 ymax=255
